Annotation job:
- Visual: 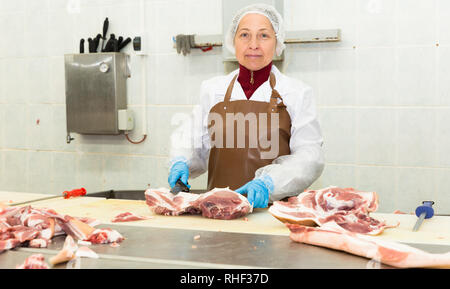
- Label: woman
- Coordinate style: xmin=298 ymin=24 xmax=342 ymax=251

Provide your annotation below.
xmin=168 ymin=4 xmax=324 ymax=209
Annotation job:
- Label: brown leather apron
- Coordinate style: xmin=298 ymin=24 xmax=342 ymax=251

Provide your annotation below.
xmin=207 ymin=72 xmax=292 ymax=191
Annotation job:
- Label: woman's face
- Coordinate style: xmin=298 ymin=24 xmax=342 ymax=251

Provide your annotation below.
xmin=234 ymin=13 xmax=276 ymax=71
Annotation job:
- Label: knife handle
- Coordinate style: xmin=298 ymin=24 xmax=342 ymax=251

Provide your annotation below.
xmin=102 ymin=17 xmax=109 ymax=38
xmin=63 ymin=188 xmax=87 ymax=199
xmin=118 ymin=37 xmax=132 ymax=51
xmin=93 ymin=34 xmax=101 ymax=52
xmin=88 ymin=37 xmax=93 ymax=53
xmin=79 ymin=38 xmax=85 ymax=53
xmin=415 ymin=201 xmax=435 ymax=219
xmin=113 ymin=38 xmax=119 ymax=52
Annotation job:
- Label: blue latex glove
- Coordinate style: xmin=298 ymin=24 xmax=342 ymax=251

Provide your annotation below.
xmin=168 ymin=161 xmax=190 ymax=189
xmin=235 ymin=176 xmax=274 ymax=208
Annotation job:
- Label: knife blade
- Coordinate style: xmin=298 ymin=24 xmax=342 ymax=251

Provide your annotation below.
xmin=10 ymin=195 xmax=61 ymax=206
xmin=170 ymin=179 xmax=190 ymax=194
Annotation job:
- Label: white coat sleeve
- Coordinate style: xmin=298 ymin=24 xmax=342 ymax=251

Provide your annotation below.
xmin=168 ymin=81 xmax=211 ymax=178
xmin=254 ymin=86 xmax=325 ymax=201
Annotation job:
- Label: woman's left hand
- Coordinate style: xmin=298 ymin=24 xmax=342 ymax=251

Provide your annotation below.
xmin=235 ymin=178 xmax=271 ymax=208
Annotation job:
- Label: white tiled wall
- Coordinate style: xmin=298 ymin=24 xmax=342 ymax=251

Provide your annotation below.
xmin=0 ymin=0 xmax=449 ymax=213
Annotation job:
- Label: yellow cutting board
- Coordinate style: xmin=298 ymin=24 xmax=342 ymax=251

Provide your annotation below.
xmin=371 ymin=213 xmax=450 ymax=246
xmin=24 ymin=196 xmax=450 ymax=246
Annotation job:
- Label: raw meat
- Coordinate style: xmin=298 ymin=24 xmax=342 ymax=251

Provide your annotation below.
xmin=145 ymin=187 xmax=251 ymax=220
xmin=145 ymin=188 xmax=201 ymax=216
xmin=111 ymin=212 xmax=152 ymax=223
xmin=0 ymin=239 xmax=21 ymax=252
xmin=16 ymin=254 xmax=49 ymax=269
xmin=287 ymin=222 xmax=450 ymax=268
xmin=50 ymin=235 xmax=77 ymax=266
xmin=29 ymin=239 xmax=50 ymax=248
xmin=269 ymin=186 xmax=395 ymax=235
xmin=87 ymin=228 xmax=124 ymax=244
xmin=58 ymin=216 xmax=96 ymax=240
xmin=196 ymin=188 xmax=252 ymax=220
xmin=0 ymin=205 xmax=123 ymax=256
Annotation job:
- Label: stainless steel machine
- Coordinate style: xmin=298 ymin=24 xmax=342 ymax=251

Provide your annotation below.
xmin=64 ymin=52 xmax=132 ymax=143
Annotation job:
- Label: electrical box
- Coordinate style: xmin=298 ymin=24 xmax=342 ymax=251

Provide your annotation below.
xmin=64 ymin=53 xmax=131 ymax=141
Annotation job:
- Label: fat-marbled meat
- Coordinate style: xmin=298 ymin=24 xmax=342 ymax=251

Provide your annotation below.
xmin=145 ymin=187 xmax=251 ymax=220
xmin=269 ymin=186 xmax=396 ymax=235
xmin=197 ymin=188 xmax=251 ymax=220
xmin=287 ymin=222 xmax=450 ymax=268
xmin=0 ymin=205 xmax=123 ymax=254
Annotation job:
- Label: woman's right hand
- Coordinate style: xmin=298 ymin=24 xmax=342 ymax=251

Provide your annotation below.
xmin=168 ymin=161 xmax=190 ymax=188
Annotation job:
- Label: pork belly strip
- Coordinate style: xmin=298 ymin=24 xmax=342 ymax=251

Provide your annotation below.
xmin=287 ymin=223 xmax=450 ymax=268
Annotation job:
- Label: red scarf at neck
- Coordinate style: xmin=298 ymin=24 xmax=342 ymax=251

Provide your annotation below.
xmin=237 ymin=62 xmax=272 ymax=100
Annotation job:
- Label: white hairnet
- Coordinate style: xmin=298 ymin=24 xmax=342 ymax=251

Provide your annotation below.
xmin=225 ymin=3 xmax=286 ymax=57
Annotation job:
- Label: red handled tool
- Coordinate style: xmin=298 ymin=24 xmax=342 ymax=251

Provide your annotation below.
xmin=63 ymin=188 xmax=87 ymax=199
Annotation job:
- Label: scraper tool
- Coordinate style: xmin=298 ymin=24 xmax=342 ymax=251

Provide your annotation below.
xmin=412 ymin=201 xmax=434 ymax=232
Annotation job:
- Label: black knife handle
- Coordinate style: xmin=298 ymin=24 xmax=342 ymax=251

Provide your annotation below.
xmin=117 ymin=36 xmax=123 ymax=47
xmin=101 ymin=17 xmax=109 ymax=51
xmin=93 ymin=34 xmax=101 ymax=52
xmin=118 ymin=37 xmax=132 ymax=51
xmin=88 ymin=37 xmax=93 ymax=53
xmin=113 ymin=39 xmax=119 ymax=52
xmin=79 ymin=38 xmax=85 ymax=53
xmin=103 ymin=38 xmax=113 ymax=52
xmin=102 ymin=17 xmax=109 ymax=38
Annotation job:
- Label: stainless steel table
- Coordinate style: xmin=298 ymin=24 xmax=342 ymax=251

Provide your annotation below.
xmin=5 ymin=223 xmax=449 ymax=269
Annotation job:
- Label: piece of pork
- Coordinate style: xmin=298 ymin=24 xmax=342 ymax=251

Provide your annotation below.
xmin=16 ymin=254 xmax=49 ymax=269
xmin=269 ymin=186 xmax=395 ymax=235
xmin=145 ymin=187 xmax=251 ymax=220
xmin=196 ymin=188 xmax=252 ymax=220
xmin=111 ymin=212 xmax=153 ymax=223
xmin=49 ymin=235 xmax=78 ymax=266
xmin=145 ymin=188 xmax=201 ymax=216
xmin=287 ymin=222 xmax=450 ymax=268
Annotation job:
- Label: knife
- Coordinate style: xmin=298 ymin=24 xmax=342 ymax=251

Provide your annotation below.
xmin=113 ymin=38 xmax=119 ymax=52
xmin=117 ymin=36 xmax=123 ymax=48
xmin=88 ymin=37 xmax=94 ymax=53
xmin=412 ymin=201 xmax=435 ymax=232
xmin=101 ymin=17 xmax=109 ymax=52
xmin=170 ymin=179 xmax=190 ymax=194
xmin=79 ymin=38 xmax=85 ymax=53
xmin=103 ymin=33 xmax=116 ymax=52
xmin=93 ymin=34 xmax=102 ymax=52
xmin=10 ymin=195 xmax=62 ymax=206
xmin=118 ymin=37 xmax=132 ymax=51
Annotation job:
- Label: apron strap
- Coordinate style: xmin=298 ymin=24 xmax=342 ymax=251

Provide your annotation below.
xmin=224 ymin=72 xmax=286 ymax=110
xmin=269 ymin=73 xmax=286 ymax=111
xmin=224 ymin=74 xmax=238 ymax=103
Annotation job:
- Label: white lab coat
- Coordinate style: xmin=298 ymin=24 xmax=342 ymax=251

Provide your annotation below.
xmin=169 ymin=65 xmax=325 ymax=201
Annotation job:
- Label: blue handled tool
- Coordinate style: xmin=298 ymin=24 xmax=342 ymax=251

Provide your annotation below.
xmin=412 ymin=201 xmax=434 ymax=232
